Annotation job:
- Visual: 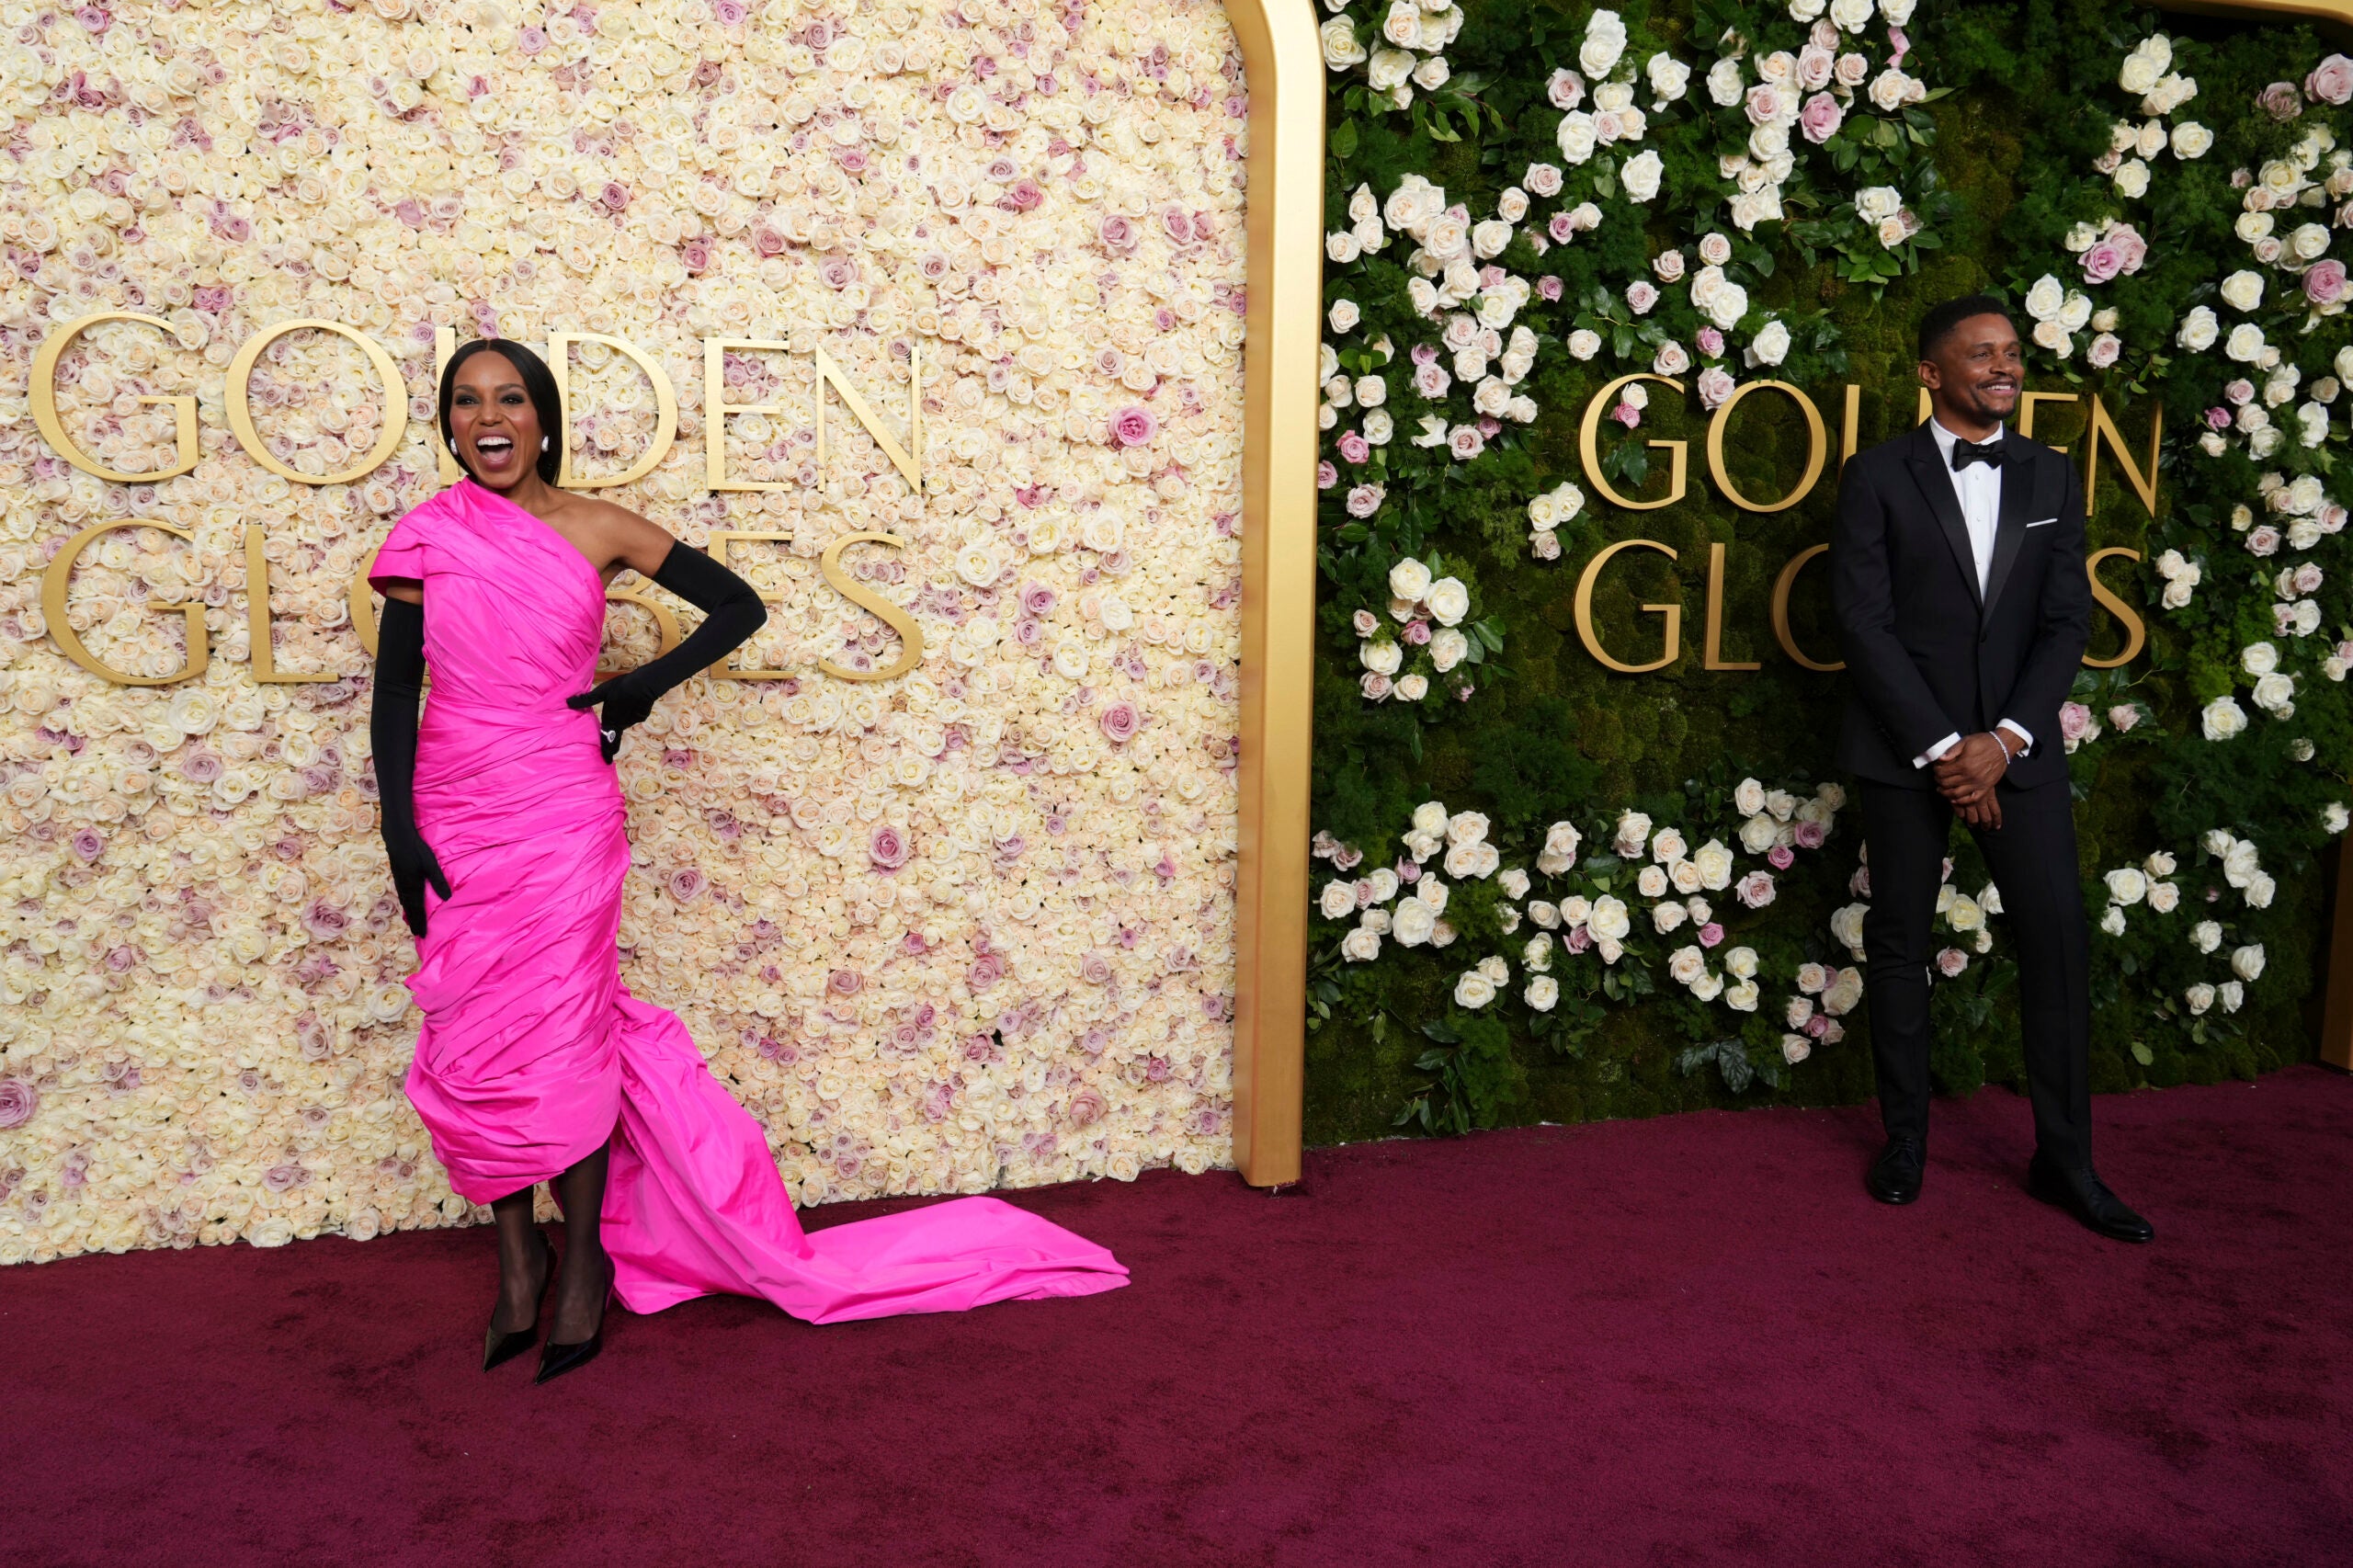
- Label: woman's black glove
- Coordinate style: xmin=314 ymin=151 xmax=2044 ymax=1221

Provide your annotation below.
xmin=370 ymin=596 xmax=451 ymax=937
xmin=567 ymin=541 xmax=767 ymax=763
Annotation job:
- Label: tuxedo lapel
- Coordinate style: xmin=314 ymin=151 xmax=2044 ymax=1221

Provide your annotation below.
xmin=1979 ymin=440 xmax=2038 ymax=623
xmin=1901 ymin=423 xmax=1982 ymax=611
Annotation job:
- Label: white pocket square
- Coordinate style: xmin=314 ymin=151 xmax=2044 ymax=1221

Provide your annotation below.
xmin=2024 ymin=517 xmax=2058 ymax=528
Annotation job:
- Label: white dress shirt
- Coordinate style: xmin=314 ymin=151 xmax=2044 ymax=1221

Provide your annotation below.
xmin=1914 ymin=419 xmax=2032 ymax=769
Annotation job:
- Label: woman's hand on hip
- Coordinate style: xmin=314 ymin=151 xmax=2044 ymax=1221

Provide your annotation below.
xmin=567 ymin=674 xmax=656 ymax=763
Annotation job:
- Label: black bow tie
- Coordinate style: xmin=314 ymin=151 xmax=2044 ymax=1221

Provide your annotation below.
xmin=1950 ymin=437 xmax=2006 ymax=472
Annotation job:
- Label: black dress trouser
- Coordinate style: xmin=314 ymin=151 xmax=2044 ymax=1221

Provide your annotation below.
xmin=1857 ymin=777 xmax=2094 ymax=1168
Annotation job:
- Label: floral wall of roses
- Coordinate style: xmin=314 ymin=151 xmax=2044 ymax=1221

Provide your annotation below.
xmin=0 ymin=0 xmax=1253 ymax=1264
xmin=1301 ymin=0 xmax=2353 ymax=1143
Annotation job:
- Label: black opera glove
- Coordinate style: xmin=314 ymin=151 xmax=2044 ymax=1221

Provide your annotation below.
xmin=385 ymin=827 xmax=453 ymax=939
xmin=369 ymin=595 xmax=451 ymax=937
xmin=566 ymin=540 xmax=767 ymax=765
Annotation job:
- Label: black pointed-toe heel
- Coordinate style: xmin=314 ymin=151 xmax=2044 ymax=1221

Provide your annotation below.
xmin=483 ymin=1231 xmax=556 ymax=1372
xmin=535 ymin=1255 xmax=613 ymax=1386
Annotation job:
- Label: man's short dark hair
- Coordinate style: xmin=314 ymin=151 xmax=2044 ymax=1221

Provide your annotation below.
xmin=439 ymin=337 xmax=566 ymax=484
xmin=1917 ymin=294 xmax=2015 ymax=362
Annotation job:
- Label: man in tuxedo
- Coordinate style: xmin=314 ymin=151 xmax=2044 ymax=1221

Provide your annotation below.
xmin=1829 ymin=294 xmax=2151 ymax=1243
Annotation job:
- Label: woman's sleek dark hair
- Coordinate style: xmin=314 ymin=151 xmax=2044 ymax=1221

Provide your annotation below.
xmin=438 ymin=337 xmax=566 ymax=484
xmin=1916 ymin=292 xmax=2016 ymax=362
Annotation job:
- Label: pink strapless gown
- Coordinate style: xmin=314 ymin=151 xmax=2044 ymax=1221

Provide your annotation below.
xmin=370 ymin=482 xmax=1127 ymax=1322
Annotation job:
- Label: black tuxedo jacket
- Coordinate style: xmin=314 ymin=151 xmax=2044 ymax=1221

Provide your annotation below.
xmin=1829 ymin=423 xmax=2089 ymax=791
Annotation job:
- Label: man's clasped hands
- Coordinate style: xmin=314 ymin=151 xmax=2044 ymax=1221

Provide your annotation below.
xmin=1934 ymin=729 xmax=2024 ymax=830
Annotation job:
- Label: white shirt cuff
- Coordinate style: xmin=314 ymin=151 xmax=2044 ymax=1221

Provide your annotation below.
xmin=1912 ymin=732 xmax=1963 ymax=769
xmin=1997 ymin=720 xmax=2033 ymax=756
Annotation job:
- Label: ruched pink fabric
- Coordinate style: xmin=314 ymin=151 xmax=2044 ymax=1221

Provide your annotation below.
xmin=370 ymin=482 xmax=1127 ymax=1323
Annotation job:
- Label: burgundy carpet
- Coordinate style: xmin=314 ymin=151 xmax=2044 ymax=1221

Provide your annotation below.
xmin=8 ymin=1069 xmax=2350 ymax=1567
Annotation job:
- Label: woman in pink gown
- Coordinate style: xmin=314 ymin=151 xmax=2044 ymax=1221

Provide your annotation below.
xmin=369 ymin=341 xmax=1126 ymax=1383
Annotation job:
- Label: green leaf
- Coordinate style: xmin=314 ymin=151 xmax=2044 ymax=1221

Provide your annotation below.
xmin=2131 ymin=1040 xmax=2155 ymax=1067
xmin=1330 ymin=119 xmax=1359 ymax=161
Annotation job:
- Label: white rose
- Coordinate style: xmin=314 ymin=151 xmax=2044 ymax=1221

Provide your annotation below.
xmin=1667 ymin=946 xmax=1709 ymax=986
xmin=1724 ymin=980 xmax=1761 ymax=1012
xmin=2292 ymin=222 xmax=2333 ymax=262
xmin=2176 ymin=306 xmax=2220 ymax=352
xmin=2104 ymin=867 xmax=2148 ymax=906
xmin=2186 ymin=983 xmax=2215 ymax=1015
xmin=2171 ymin=121 xmax=2212 ymax=159
xmin=2221 ymin=271 xmax=2265 ymax=312
xmin=1556 ymin=112 xmax=1599 ymax=167
xmin=1654 ymin=901 xmax=1688 ymax=934
xmin=1637 ymin=865 xmax=1670 ymax=899
xmin=1412 ymin=801 xmax=1449 ymax=835
xmin=1389 ymin=558 xmax=1434 ymax=601
xmin=2225 ymin=324 xmax=2268 ymax=364
xmin=1320 ymin=17 xmax=1369 ymax=69
xmin=2113 ymin=158 xmax=2150 ymax=199
xmin=1321 ymin=881 xmax=1360 ymax=920
xmin=1621 ymin=150 xmax=1664 ymax=203
xmin=1823 ymin=967 xmax=1865 ymax=1015
xmin=1725 ymin=946 xmax=1759 ymax=981
xmin=2219 ymin=981 xmax=2245 ymax=1014
xmin=2252 ymin=672 xmax=2296 ymax=713
xmin=2201 ymin=696 xmax=2247 ymax=740
xmin=1613 ymin=811 xmax=1653 ymax=858
xmin=1708 ymin=57 xmax=1745 ymax=107
xmin=1579 ymin=9 xmax=1627 ymax=77
xmin=2232 ymin=943 xmax=2267 ymax=982
xmin=1691 ymin=839 xmax=1735 ymax=891
xmin=1647 ymin=53 xmax=1690 ymax=105
xmin=1525 ymin=975 xmax=1560 ymax=1011
xmin=2147 ymin=881 xmax=2180 ymax=914
xmin=1428 ymin=627 xmax=1469 ymax=672
xmin=1588 ymin=895 xmax=1631 ymax=942
xmin=1454 ymin=970 xmax=1497 ymax=1008
xmin=1360 ymin=640 xmax=1403 ymax=676
xmin=2192 ymin=920 xmax=2222 ymax=954
xmin=1855 ymin=186 xmax=1904 ymax=224
xmin=1341 ymin=926 xmax=1383 ymax=962
xmin=1745 ymin=319 xmax=1790 ymax=367
xmin=1392 ymin=897 xmax=1437 ymax=946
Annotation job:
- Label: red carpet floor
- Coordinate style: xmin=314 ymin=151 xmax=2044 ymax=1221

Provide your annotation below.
xmin=8 ymin=1069 xmax=2351 ymax=1568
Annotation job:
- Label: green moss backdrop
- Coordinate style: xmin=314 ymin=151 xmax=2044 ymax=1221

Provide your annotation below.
xmin=1303 ymin=0 xmax=2353 ymax=1143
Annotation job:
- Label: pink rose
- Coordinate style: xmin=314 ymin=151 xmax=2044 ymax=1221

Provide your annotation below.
xmin=1793 ymin=820 xmax=1826 ymax=850
xmin=2261 ymin=81 xmax=2304 ymax=121
xmin=2312 ymin=54 xmax=2353 ymax=106
xmin=0 ymin=1077 xmax=35 ymax=1130
xmin=599 ymin=182 xmax=631 ymax=211
xmin=2081 ymin=242 xmax=2127 ymax=285
xmin=1626 ymin=279 xmax=1660 ymax=314
xmin=1021 ymin=582 xmax=1056 ymax=616
xmin=2205 ymin=406 xmax=2233 ymax=429
xmin=1415 ymin=362 xmax=1451 ymax=397
xmin=2109 ymin=704 xmax=2141 ymax=733
xmin=2059 ymin=700 xmax=2093 ymax=742
xmin=1696 ymin=366 xmax=1737 ymax=410
xmin=1547 ymin=68 xmax=1586 ymax=109
xmin=678 ymin=237 xmax=711 ymax=272
xmin=1163 ymin=206 xmax=1194 ymax=244
xmin=1549 ymin=212 xmax=1576 ymax=244
xmin=518 ymin=24 xmax=548 ymax=51
xmin=1798 ymin=44 xmax=1835 ymax=91
xmin=1337 ymin=431 xmax=1370 ymax=463
xmin=1887 ymin=26 xmax=1910 ymax=67
xmin=1345 ymin=483 xmax=1385 ymax=517
xmin=667 ymin=868 xmax=706 ymax=903
xmin=1697 ymin=922 xmax=1724 ymax=948
xmin=828 ymin=968 xmax=863 ymax=995
xmin=1735 ymin=870 xmax=1777 ymax=909
xmin=1448 ymin=426 xmax=1485 ymax=460
xmin=1110 ymin=404 xmax=1158 ymax=447
xmin=1080 ymin=952 xmax=1112 ymax=984
xmin=1098 ymin=214 xmax=1138 ymax=252
xmin=1745 ymin=83 xmax=1785 ymax=126
xmin=1564 ymin=924 xmax=1594 ymax=953
xmin=1317 ymin=460 xmax=1338 ymax=489
xmin=1935 ymin=948 xmax=1969 ymax=979
xmin=2306 ymin=259 xmax=2348 ymax=306
xmin=1069 ymin=1088 xmax=1106 ymax=1125
xmin=1402 ymin=619 xmax=1432 ymax=645
xmin=1696 ymin=326 xmax=1724 ymax=358
xmin=870 ymin=824 xmax=910 ymax=869
xmin=1360 ymin=672 xmax=1393 ymax=700
xmin=1610 ymin=402 xmax=1642 ymax=429
xmin=1099 ymin=701 xmax=1142 ymax=744
xmin=2249 ymin=526 xmax=2282 ymax=556
xmin=1768 ymin=844 xmax=1795 ymax=870
xmin=71 ymin=828 xmax=103 ymax=862
xmin=1799 ymin=91 xmax=1845 ymax=144
xmin=2109 ymin=224 xmax=2147 ymax=273
xmin=1538 ymin=275 xmax=1563 ymax=301
xmin=2086 ymin=333 xmax=2121 ymax=369
xmin=1007 ymin=178 xmax=1044 ymax=211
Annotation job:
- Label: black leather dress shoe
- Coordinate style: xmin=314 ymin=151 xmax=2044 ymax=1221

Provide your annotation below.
xmin=2028 ymin=1154 xmax=2154 ymax=1243
xmin=1866 ymin=1134 xmax=1924 ymax=1205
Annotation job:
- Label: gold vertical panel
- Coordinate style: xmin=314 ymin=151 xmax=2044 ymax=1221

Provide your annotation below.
xmin=1225 ymin=0 xmax=1322 ymax=1187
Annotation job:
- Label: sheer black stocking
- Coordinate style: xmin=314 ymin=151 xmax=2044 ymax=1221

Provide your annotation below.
xmin=489 ymin=1188 xmax=550 ymax=1335
xmin=548 ymin=1141 xmax=612 ymax=1345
